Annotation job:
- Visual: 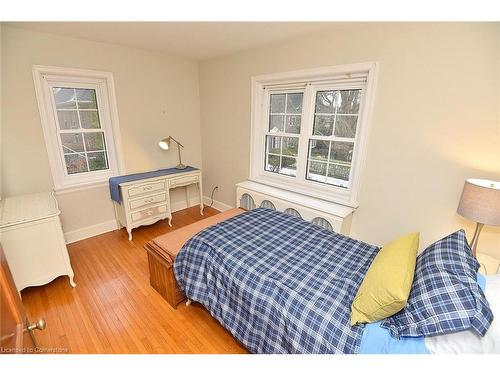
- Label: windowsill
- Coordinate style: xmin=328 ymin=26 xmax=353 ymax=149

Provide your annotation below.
xmin=54 ymin=181 xmax=110 ymax=195
xmin=249 ymin=174 xmax=359 ymax=209
xmin=238 ymin=180 xmax=356 ymax=219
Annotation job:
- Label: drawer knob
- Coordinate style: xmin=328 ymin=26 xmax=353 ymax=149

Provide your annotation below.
xmin=144 ymin=186 xmax=153 ymax=190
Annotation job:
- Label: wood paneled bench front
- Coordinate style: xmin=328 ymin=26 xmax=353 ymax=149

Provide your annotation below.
xmin=144 ymin=208 xmax=245 ymax=308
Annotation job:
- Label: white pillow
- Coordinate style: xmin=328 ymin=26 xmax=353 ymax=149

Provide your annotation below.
xmin=425 ymin=274 xmax=500 ymax=354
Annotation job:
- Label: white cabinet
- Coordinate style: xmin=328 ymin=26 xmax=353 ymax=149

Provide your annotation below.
xmin=0 ymin=192 xmax=75 ymax=291
xmin=236 ymin=180 xmax=354 ymax=235
xmin=114 ymin=169 xmax=203 ymax=240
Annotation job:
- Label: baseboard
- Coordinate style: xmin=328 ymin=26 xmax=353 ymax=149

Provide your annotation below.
xmin=170 ymin=196 xmax=201 ymax=213
xmin=203 ymin=196 xmax=234 ymax=212
xmin=64 ymin=219 xmax=119 ymax=244
xmin=64 ymin=197 xmax=206 ymax=244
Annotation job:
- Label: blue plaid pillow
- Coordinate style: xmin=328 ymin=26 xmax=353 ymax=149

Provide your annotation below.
xmin=381 ymin=230 xmax=493 ymax=338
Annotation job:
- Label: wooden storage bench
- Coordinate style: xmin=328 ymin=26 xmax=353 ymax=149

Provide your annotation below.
xmin=144 ymin=208 xmax=245 ymax=308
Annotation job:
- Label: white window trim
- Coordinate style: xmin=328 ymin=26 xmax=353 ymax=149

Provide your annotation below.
xmin=249 ymin=62 xmax=378 ymax=208
xmin=32 ymin=65 xmax=125 ymax=192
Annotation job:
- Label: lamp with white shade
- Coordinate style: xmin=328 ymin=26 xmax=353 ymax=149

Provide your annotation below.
xmin=158 ymin=136 xmax=186 ymax=170
xmin=457 ymin=178 xmax=500 ymax=257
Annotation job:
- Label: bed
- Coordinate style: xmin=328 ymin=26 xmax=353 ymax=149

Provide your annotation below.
xmin=173 ymin=208 xmax=499 ymax=354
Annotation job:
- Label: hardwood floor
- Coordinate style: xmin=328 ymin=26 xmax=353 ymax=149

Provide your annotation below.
xmin=20 ymin=206 xmax=248 ymax=354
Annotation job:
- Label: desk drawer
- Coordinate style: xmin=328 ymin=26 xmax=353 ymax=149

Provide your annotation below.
xmin=169 ymin=174 xmax=199 ymax=189
xmin=129 ymin=192 xmax=166 ymax=211
xmin=128 ymin=181 xmax=165 ymax=197
xmin=131 ymin=205 xmax=167 ymax=223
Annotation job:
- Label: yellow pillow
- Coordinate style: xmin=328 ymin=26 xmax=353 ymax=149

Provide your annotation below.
xmin=350 ymin=232 xmax=419 ymax=325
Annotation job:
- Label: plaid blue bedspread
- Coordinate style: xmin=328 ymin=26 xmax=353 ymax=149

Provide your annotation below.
xmin=174 ymin=208 xmax=380 ymax=354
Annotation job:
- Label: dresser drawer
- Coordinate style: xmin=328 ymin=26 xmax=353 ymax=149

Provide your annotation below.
xmin=129 ymin=192 xmax=166 ymax=211
xmin=169 ymin=174 xmax=199 ymax=189
xmin=127 ymin=181 xmax=165 ymax=198
xmin=131 ymin=205 xmax=168 ymax=223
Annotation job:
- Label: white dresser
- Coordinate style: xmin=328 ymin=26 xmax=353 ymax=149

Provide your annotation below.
xmin=113 ymin=169 xmax=203 ymax=240
xmin=0 ymin=192 xmax=75 ymax=291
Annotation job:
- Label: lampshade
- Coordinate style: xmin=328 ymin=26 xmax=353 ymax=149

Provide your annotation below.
xmin=457 ymin=179 xmax=500 ymax=226
xmin=158 ymin=137 xmax=170 ymax=150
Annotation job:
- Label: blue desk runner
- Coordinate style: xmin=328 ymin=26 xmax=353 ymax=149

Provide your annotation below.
xmin=109 ymin=166 xmax=198 ymax=203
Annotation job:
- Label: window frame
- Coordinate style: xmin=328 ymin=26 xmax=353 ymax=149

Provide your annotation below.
xmin=249 ymin=63 xmax=378 ymax=208
xmin=33 ymin=65 xmax=125 ymax=191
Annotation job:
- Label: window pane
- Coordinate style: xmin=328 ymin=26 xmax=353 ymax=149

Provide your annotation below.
xmin=57 ymin=110 xmax=79 ymax=130
xmin=337 ymin=90 xmax=361 ymax=114
xmin=266 ymin=135 xmax=281 ymax=154
xmin=266 ymin=154 xmax=280 ymax=173
xmin=334 ymin=115 xmax=357 ymax=138
xmin=280 ymin=157 xmax=297 ymax=176
xmin=270 ymin=94 xmax=285 ymax=113
xmin=87 ymin=151 xmax=108 ymax=171
xmin=313 ymin=115 xmax=334 ymax=136
xmin=282 ymin=137 xmax=298 ymax=157
xmin=330 ymin=141 xmax=354 ymax=163
xmin=286 ymin=93 xmax=303 ymax=114
xmin=269 ymin=92 xmax=303 ymax=134
xmin=80 ymin=111 xmax=101 ymax=129
xmin=315 ymin=91 xmax=337 ymax=113
xmin=64 ymin=153 xmax=88 ymax=174
xmin=265 ymin=135 xmax=298 ymax=177
xmin=269 ymin=114 xmax=284 ymax=132
xmin=285 ymin=115 xmax=301 ymax=134
xmin=53 ymin=88 xmax=77 ymax=109
xmin=309 ymin=140 xmax=329 ymax=161
xmin=327 ymin=164 xmax=351 ymax=183
xmin=60 ymin=133 xmax=84 ymax=153
xmin=84 ymin=132 xmax=106 ymax=152
xmin=76 ymin=89 xmax=97 ymax=109
xmin=307 ymin=160 xmax=327 ymax=182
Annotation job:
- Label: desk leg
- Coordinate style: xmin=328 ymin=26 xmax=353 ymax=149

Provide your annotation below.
xmin=113 ymin=202 xmax=123 ymax=229
xmin=199 ymin=181 xmax=204 ymax=215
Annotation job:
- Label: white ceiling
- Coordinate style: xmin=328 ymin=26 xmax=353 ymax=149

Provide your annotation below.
xmin=7 ymin=22 xmax=344 ymax=60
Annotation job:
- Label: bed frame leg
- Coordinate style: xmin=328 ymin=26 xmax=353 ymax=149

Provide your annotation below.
xmin=186 ymin=299 xmax=192 ymax=306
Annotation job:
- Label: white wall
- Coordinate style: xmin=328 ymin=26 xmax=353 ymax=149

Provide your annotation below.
xmin=199 ymin=23 xmax=500 ymax=256
xmin=1 ymin=26 xmax=202 ymax=238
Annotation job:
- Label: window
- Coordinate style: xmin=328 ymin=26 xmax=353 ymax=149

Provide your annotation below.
xmin=53 ymin=88 xmax=109 ymax=174
xmin=33 ymin=66 xmax=124 ymax=190
xmin=306 ymin=89 xmax=360 ymax=188
xmin=265 ymin=92 xmax=302 ymax=177
xmin=250 ymin=63 xmax=377 ymax=207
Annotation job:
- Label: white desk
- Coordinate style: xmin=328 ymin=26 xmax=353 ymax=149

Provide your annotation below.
xmin=0 ymin=192 xmax=75 ymax=291
xmin=113 ymin=169 xmax=203 ymax=240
